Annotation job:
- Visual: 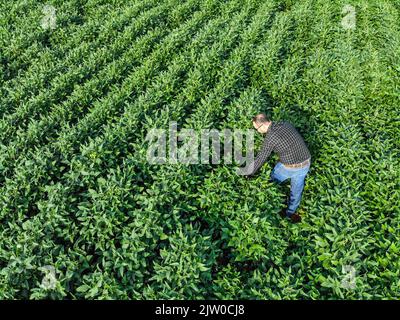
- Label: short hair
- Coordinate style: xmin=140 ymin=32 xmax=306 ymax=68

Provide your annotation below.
xmin=252 ymin=113 xmax=269 ymax=124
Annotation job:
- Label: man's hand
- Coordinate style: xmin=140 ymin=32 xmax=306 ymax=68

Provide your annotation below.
xmin=244 ymin=174 xmax=255 ymax=180
xmin=237 ymin=167 xmax=255 ymax=179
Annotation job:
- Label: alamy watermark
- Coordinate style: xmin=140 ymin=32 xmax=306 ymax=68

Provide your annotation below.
xmin=145 ymin=122 xmax=255 ymax=175
xmin=341 ymin=4 xmax=356 ymax=30
xmin=39 ymin=265 xmax=57 ymax=290
xmin=41 ymin=4 xmax=57 ymax=31
xmin=340 ymin=264 xmax=356 ymax=290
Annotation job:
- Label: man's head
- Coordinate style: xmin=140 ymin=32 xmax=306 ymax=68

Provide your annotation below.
xmin=252 ymin=113 xmax=271 ymax=134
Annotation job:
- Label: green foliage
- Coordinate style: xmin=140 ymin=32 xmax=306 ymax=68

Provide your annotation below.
xmin=143 ymin=223 xmax=218 ymax=299
xmin=0 ymin=0 xmax=399 ymax=299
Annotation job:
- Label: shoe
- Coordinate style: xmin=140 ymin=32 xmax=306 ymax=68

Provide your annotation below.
xmin=289 ymin=213 xmax=302 ymax=223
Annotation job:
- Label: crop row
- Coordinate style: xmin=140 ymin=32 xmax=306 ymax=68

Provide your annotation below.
xmin=139 ymin=3 xmax=301 ymax=298
xmin=1 ymin=0 xmax=93 ymax=79
xmin=0 ymin=0 xmax=157 ymax=116
xmin=71 ymin=0 xmax=285 ymax=298
xmin=0 ymin=0 xmax=133 ymax=82
xmin=1 ymin=0 xmax=398 ymax=300
xmin=0 ymin=0 xmax=212 ymax=183
xmin=241 ymin=0 xmax=399 ymax=298
xmin=0 ymin=0 xmax=202 ymax=176
xmin=0 ymin=0 xmax=187 ymax=133
xmin=2 ymin=3 xmax=250 ymax=298
xmin=75 ymin=0 xmax=287 ymax=298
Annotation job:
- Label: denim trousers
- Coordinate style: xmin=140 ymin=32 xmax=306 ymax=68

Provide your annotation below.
xmin=270 ymin=161 xmax=311 ymax=216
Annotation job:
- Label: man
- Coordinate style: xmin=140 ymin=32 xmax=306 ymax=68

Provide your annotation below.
xmin=242 ymin=113 xmax=311 ymax=223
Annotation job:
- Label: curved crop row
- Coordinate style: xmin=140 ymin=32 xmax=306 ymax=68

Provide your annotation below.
xmin=0 ymin=0 xmax=185 ymax=133
xmin=0 ymin=0 xmax=201 ymax=168
xmin=0 ymin=0 xmax=157 ymax=115
xmin=0 ymin=0 xmax=126 ymax=80
xmin=0 ymin=0 xmax=253 ymax=299
xmin=0 ymin=0 xmax=246 ymax=222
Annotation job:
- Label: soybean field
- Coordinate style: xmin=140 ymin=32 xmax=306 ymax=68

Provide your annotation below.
xmin=0 ymin=0 xmax=399 ymax=299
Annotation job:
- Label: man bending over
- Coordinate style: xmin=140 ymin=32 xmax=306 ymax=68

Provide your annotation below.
xmin=242 ymin=113 xmax=311 ymax=223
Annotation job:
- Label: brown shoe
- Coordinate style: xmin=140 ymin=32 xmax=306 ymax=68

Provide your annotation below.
xmin=290 ymin=213 xmax=302 ymax=223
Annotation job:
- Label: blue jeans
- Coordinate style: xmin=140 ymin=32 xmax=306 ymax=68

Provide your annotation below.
xmin=270 ymin=161 xmax=310 ymax=216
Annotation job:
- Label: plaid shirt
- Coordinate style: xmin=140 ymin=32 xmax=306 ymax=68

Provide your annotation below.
xmin=246 ymin=121 xmax=311 ymax=175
